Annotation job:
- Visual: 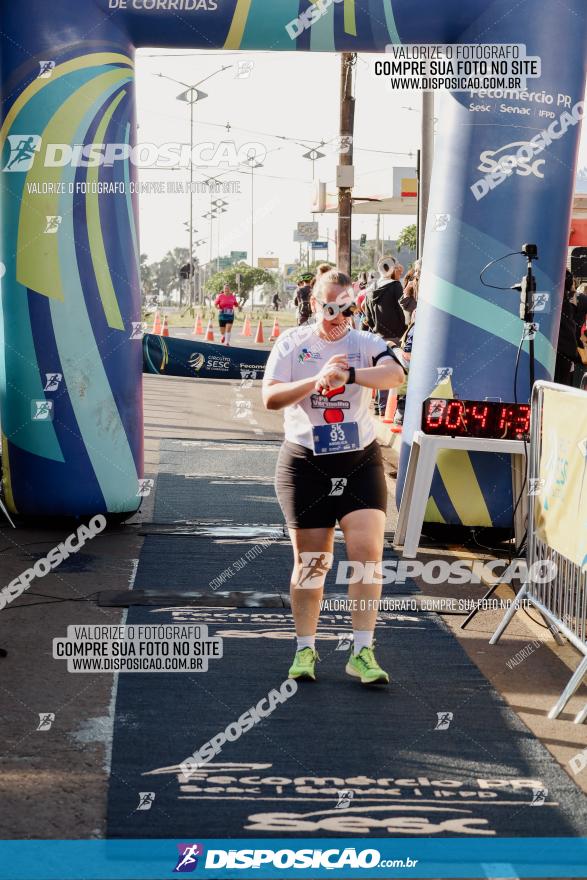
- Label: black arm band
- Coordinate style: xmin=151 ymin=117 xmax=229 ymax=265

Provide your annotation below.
xmin=347 ymin=366 xmax=356 ymax=385
xmin=373 ymin=346 xmax=408 ymax=374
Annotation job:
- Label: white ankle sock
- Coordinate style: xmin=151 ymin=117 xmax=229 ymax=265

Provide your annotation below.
xmin=353 ymin=630 xmax=373 ymax=654
xmin=296 ymin=635 xmax=315 ymax=651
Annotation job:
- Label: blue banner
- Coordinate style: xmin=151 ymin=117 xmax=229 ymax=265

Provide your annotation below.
xmin=1 ymin=838 xmax=587 ymax=879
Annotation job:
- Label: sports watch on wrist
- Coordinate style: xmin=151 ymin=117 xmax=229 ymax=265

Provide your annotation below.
xmin=346 ymin=366 xmax=356 ymax=385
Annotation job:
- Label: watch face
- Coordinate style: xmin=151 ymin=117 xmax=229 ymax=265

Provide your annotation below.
xmin=422 ymin=398 xmax=531 ymax=440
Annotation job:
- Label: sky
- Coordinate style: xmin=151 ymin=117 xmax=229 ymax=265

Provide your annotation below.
xmin=135 ymin=49 xmax=587 ymax=268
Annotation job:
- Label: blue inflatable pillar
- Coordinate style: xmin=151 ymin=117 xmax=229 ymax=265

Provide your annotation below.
xmin=398 ymin=0 xmax=587 ymax=527
xmin=0 ymin=5 xmax=142 ymax=516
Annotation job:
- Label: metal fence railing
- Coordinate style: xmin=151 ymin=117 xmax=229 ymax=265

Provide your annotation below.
xmin=490 ymin=381 xmax=587 ymax=724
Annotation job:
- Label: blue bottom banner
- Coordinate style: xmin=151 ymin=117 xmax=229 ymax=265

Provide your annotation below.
xmin=1 ymin=839 xmax=586 ymax=879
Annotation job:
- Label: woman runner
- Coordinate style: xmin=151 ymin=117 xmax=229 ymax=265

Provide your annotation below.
xmin=214 ymin=283 xmax=240 ymax=345
xmin=262 ymin=270 xmax=405 ymax=685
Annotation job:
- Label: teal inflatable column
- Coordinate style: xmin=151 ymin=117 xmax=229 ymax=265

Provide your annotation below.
xmin=1 ymin=7 xmax=143 ymax=516
xmin=398 ymin=0 xmax=587 ymax=528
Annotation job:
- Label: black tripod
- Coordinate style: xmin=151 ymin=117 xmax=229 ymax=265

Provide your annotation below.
xmin=461 ymin=244 xmax=538 ymax=630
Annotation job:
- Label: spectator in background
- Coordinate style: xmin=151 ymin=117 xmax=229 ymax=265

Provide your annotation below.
xmin=574 ymin=282 xmax=587 ymax=387
xmin=554 ymin=270 xmax=579 ymax=386
xmin=272 ymin=292 xmax=281 ymax=311
xmin=393 ymin=310 xmax=416 ymax=427
xmin=400 ymin=258 xmax=420 ymax=323
xmin=362 ymin=257 xmax=406 ymax=415
xmin=294 ymin=274 xmax=314 ymax=325
xmin=315 ymin=263 xmax=333 ymax=279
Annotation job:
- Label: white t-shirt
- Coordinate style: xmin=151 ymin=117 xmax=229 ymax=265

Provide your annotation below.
xmin=263 ymin=325 xmax=394 ymax=450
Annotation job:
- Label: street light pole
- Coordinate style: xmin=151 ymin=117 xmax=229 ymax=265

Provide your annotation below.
xmin=189 ymin=94 xmax=194 ymax=306
xmin=337 ymin=52 xmax=356 ymax=276
xmin=246 ymin=158 xmax=262 ymax=266
xmin=251 ymin=161 xmax=255 ymax=266
xmin=158 ymin=66 xmax=232 ymax=305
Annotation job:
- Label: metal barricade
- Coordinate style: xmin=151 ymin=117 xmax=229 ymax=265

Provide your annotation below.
xmin=490 ymin=381 xmax=587 ymax=724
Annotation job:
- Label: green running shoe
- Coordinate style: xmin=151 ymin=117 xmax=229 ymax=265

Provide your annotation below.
xmin=346 ymin=645 xmax=389 ymax=685
xmin=288 ymin=647 xmax=319 ymax=681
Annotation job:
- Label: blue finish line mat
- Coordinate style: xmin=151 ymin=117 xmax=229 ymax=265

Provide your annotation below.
xmin=106 ymin=440 xmax=587 ymax=839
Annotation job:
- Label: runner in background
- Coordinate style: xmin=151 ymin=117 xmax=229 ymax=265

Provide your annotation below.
xmin=214 ymin=283 xmax=240 ymax=345
xmin=262 ymin=269 xmax=406 ymax=686
xmin=294 ymin=274 xmax=314 ymax=325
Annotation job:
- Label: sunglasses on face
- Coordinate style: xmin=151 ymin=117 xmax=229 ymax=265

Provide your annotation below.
xmin=318 ymin=299 xmax=357 ymax=319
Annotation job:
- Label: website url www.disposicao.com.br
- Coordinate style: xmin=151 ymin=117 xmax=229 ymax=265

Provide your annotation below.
xmin=202 ymin=847 xmax=418 ymax=870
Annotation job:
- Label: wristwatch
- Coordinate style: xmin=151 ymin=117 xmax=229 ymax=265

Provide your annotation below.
xmin=347 ymin=366 xmax=356 ymax=385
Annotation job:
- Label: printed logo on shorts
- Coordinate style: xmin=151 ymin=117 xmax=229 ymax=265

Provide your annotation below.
xmin=329 ymin=477 xmax=347 ymax=496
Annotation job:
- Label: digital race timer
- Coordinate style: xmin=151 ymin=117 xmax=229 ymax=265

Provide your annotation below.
xmin=422 ymin=399 xmax=531 ymax=440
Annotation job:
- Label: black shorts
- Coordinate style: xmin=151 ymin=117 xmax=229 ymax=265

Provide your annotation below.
xmin=275 ymin=439 xmax=387 ymax=529
xmin=218 ymin=315 xmax=234 ymax=328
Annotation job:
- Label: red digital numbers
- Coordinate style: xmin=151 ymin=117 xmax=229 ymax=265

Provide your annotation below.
xmin=497 ymin=404 xmax=530 ymax=438
xmin=422 ymin=399 xmax=530 ymax=439
xmin=469 ymin=404 xmax=489 ymax=430
xmin=445 ymin=400 xmax=465 ymax=430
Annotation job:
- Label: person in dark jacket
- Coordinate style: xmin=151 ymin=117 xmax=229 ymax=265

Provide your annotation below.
xmin=362 ymin=259 xmax=407 ymax=415
xmin=294 ymin=274 xmax=314 ymax=325
xmin=554 ymin=270 xmax=578 ymax=386
xmin=361 ymin=263 xmax=406 ymax=343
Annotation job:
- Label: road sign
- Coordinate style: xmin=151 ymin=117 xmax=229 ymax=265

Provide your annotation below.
xmin=231 ymin=250 xmax=247 ymax=261
xmin=258 ymin=257 xmax=279 ymax=269
xmin=296 ymin=221 xmax=319 ymax=242
xmin=302 ymin=149 xmax=326 ymax=162
xmin=283 ymin=263 xmax=297 ymax=278
xmin=393 ymin=166 xmax=418 ymax=199
xmin=311 ymin=241 xmax=328 ymax=250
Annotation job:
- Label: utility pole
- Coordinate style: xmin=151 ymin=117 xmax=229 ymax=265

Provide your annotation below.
xmin=337 ymin=52 xmax=356 ymax=276
xmin=418 ymin=91 xmax=434 ymax=258
xmin=375 ymin=214 xmax=381 ymax=265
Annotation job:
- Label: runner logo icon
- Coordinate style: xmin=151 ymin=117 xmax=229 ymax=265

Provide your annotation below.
xmin=36 ymin=713 xmax=55 ymax=731
xmin=298 ymin=551 xmax=333 ymax=589
xmin=335 ymin=789 xmax=355 ymax=809
xmin=3 ymin=134 xmax=42 ymax=171
xmin=174 ymin=843 xmax=204 ymax=873
xmin=435 ymin=711 xmax=453 ymax=731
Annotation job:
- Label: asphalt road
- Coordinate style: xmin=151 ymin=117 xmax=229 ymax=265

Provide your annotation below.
xmin=1 ymin=372 xmax=586 ymax=841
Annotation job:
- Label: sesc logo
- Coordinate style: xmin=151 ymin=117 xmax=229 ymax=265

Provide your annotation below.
xmin=477 ymin=140 xmax=546 ymax=180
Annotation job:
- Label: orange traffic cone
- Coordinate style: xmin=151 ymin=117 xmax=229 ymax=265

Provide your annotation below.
xmin=152 ymin=310 xmax=162 ymax=334
xmin=161 ymin=315 xmax=170 ymax=337
xmin=255 ymin=320 xmax=265 ymax=344
xmin=241 ymin=315 xmax=252 ymax=337
xmin=192 ymin=313 xmax=203 ymax=336
xmin=381 ymin=392 xmax=398 ymax=425
xmin=205 ymin=318 xmax=215 ymax=342
xmin=270 ymin=317 xmax=280 ymax=340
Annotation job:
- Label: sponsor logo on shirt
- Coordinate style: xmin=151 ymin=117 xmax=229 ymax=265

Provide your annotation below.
xmin=310 ymin=395 xmax=350 ymax=410
xmin=298 ymin=348 xmax=322 ymax=363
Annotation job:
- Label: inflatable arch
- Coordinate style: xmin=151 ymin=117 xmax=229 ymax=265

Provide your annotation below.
xmin=1 ymin=0 xmax=586 ymax=521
